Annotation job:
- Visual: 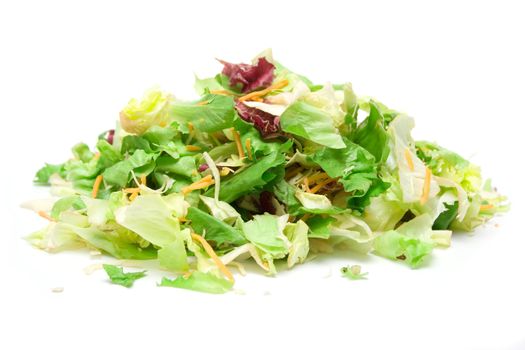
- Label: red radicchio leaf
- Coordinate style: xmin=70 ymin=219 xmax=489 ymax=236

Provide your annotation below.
xmin=219 ymin=57 xmax=275 ymax=93
xmin=235 ymin=101 xmax=282 ymax=138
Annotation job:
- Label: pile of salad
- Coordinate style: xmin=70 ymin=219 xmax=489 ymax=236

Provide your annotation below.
xmin=26 ymin=51 xmax=507 ymax=293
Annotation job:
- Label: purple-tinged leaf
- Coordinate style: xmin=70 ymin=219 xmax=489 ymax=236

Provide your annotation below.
xmin=219 ymin=57 xmax=275 ymax=93
xmin=235 ymin=101 xmax=282 ymax=138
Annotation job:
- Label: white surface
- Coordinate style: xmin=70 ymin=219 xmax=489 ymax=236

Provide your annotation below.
xmin=1 ymin=1 xmax=524 ymax=349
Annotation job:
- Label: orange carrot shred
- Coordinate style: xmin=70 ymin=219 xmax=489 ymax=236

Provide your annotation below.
xmin=38 ymin=210 xmax=55 ymax=222
xmin=420 ymin=167 xmax=432 ymax=205
xmin=404 ymin=148 xmax=415 ymax=171
xmin=191 ymin=233 xmax=234 ymax=283
xmin=92 ymin=175 xmax=103 ymax=199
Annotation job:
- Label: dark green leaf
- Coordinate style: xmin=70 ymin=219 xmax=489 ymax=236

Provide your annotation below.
xmin=186 ymin=207 xmax=246 ymax=248
xmin=352 ymin=100 xmax=390 ymax=163
xmin=432 ymin=201 xmax=459 ymax=230
xmin=103 ymin=264 xmax=147 ymax=288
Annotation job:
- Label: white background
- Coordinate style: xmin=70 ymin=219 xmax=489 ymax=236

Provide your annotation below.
xmin=1 ymin=1 xmax=524 ymax=349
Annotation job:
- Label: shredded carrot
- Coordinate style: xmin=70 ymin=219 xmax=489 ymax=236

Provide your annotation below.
xmin=123 ymin=188 xmax=141 ymax=194
xmin=181 ymin=175 xmax=214 ymax=195
xmin=186 ymin=145 xmax=202 ymax=152
xmin=129 ymin=192 xmax=139 ymax=201
xmin=232 ymin=128 xmax=245 ymax=158
xmin=245 ymin=138 xmax=253 ymax=160
xmin=307 ymin=172 xmax=329 ymax=184
xmin=420 ymin=167 xmax=432 ymax=205
xmin=159 ymin=121 xmax=167 ymax=127
xmin=140 ymin=175 xmax=147 ymax=186
xmin=303 ymin=177 xmax=310 ymax=193
xmin=480 ymin=204 xmax=494 ymax=211
xmin=182 ymin=271 xmax=193 ymax=279
xmin=92 ymin=175 xmax=103 ymax=199
xmin=178 ymin=217 xmax=188 ymax=223
xmin=210 ymin=89 xmax=234 ymax=96
xmin=188 ymin=122 xmax=194 ymax=133
xmin=310 ymin=178 xmax=336 ymax=194
xmin=38 ymin=210 xmax=55 ymax=222
xmin=191 ymin=233 xmax=234 ymax=283
xmin=196 ymin=100 xmax=209 ymax=106
xmin=285 ymin=166 xmax=303 ymax=180
xmin=238 ymin=80 xmax=289 ymax=102
xmin=93 ymin=152 xmax=100 ymax=160
xmin=404 ymin=148 xmax=415 ymax=171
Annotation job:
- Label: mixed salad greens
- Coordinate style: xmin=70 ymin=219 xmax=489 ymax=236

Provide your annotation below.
xmin=25 ymin=50 xmax=507 ymax=293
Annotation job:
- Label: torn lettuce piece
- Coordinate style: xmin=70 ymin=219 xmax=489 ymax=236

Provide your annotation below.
xmin=311 ymin=138 xmax=390 ymax=211
xmin=34 ymin=163 xmax=66 ymax=185
xmin=242 ymin=214 xmax=291 ymax=273
xmin=351 ymin=100 xmax=390 ymax=163
xmin=388 ymin=114 xmax=440 ymax=203
xmin=120 ymin=88 xmax=173 ymax=135
xmin=416 ymin=141 xmax=482 ymax=193
xmin=115 ymin=194 xmax=181 ymax=247
xmin=199 ymin=195 xmax=240 ymax=224
xmin=186 ymin=207 xmax=246 ymax=249
xmin=280 ymin=100 xmax=345 ymax=149
xmin=169 ymin=94 xmax=236 ymax=133
xmin=284 ymin=220 xmax=309 ymax=268
xmin=159 ymin=271 xmax=233 ymax=294
xmin=373 ymin=214 xmax=443 ymax=267
xmin=215 ymin=151 xmax=287 ymax=203
xmin=103 ymin=264 xmax=147 ymax=288
xmin=373 ymin=230 xmax=434 ymax=268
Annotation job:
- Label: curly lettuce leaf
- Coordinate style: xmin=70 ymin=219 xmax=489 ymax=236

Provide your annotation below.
xmin=120 ymin=88 xmax=173 ymax=135
xmin=103 ymin=264 xmax=147 ymax=288
xmin=311 ymin=138 xmax=390 ymax=211
xmin=219 ymin=57 xmax=275 ymax=93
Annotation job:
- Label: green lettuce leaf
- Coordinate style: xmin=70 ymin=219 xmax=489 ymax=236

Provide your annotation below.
xmin=280 ymin=100 xmax=345 ymax=149
xmin=242 ymin=214 xmax=290 ymax=269
xmin=159 ymin=271 xmax=233 ymax=294
xmin=432 ymin=201 xmax=459 ymax=230
xmin=169 ymin=94 xmax=236 ymax=132
xmin=34 ymin=163 xmax=66 ymax=185
xmin=103 ymin=150 xmax=157 ymax=188
xmin=120 ymin=88 xmax=173 ymax=135
xmin=311 ymin=138 xmax=389 ymax=211
xmin=416 ymin=141 xmax=482 ymax=193
xmin=373 ymin=230 xmax=434 ymax=268
xmin=186 ymin=207 xmax=246 ymax=248
xmin=115 ymin=194 xmax=181 ymax=248
xmin=215 ymin=151 xmax=286 ymax=203
xmin=103 ymin=264 xmax=147 ymax=288
xmin=284 ymin=220 xmax=309 ymax=268
xmin=351 ymin=100 xmax=390 ymax=163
